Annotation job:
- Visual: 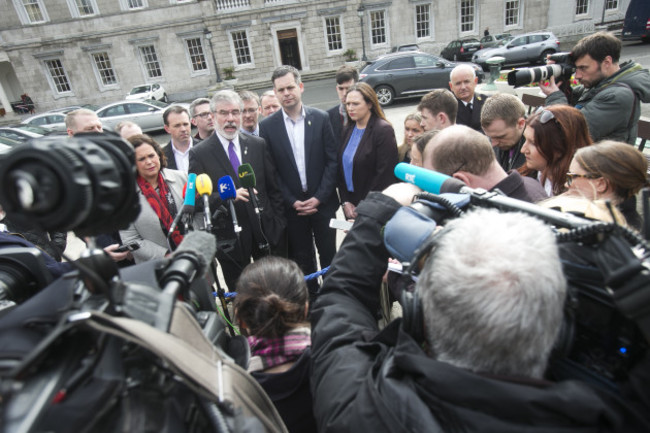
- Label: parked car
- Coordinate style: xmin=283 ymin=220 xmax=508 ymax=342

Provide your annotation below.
xmin=359 ymin=52 xmax=484 ymax=106
xmin=440 ymin=38 xmax=481 ymax=61
xmin=472 ymin=31 xmax=560 ymax=70
xmin=622 ymin=0 xmax=650 ymax=42
xmin=390 ymin=44 xmax=420 ymax=53
xmin=479 ymin=33 xmax=512 ymax=49
xmin=125 ymin=83 xmax=168 ymax=102
xmin=21 ymin=112 xmax=67 ymax=133
xmin=0 ymin=125 xmax=59 ymax=142
xmin=48 ymin=104 xmax=101 ymax=114
xmin=95 ymin=99 xmax=187 ymax=132
xmin=0 ymin=136 xmax=22 ymax=150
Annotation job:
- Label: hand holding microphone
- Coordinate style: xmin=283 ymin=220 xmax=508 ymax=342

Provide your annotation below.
xmin=169 ymin=173 xmax=197 ymax=239
xmin=238 ymin=163 xmax=260 ymax=212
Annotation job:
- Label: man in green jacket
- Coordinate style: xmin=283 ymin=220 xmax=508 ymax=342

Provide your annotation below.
xmin=540 ymin=31 xmax=650 ymax=145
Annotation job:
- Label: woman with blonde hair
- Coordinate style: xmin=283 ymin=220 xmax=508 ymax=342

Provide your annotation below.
xmin=397 ymin=112 xmax=423 ymax=163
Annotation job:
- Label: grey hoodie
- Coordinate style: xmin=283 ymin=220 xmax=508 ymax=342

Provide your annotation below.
xmin=547 ymin=60 xmax=650 ymax=145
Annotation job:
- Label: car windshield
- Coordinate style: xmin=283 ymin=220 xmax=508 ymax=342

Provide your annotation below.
xmin=143 ymin=99 xmax=168 ymax=108
xmin=497 ymin=37 xmax=514 ymax=46
xmin=130 ymin=85 xmax=151 ymax=95
xmin=15 ymin=125 xmax=51 ymax=134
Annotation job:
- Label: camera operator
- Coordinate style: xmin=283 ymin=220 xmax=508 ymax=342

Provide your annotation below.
xmin=310 ymin=183 xmax=650 ymax=432
xmin=539 ymin=31 xmax=650 ymax=145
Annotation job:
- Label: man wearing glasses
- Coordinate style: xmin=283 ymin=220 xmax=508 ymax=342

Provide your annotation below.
xmin=239 ymin=90 xmax=261 ymax=136
xmin=189 ymin=97 xmax=215 ymax=143
xmin=188 ymin=90 xmax=286 ymax=290
xmin=540 ymin=31 xmax=650 ymax=145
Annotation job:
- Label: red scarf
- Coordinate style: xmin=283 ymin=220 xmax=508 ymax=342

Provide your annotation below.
xmin=136 ymin=171 xmax=183 ymax=249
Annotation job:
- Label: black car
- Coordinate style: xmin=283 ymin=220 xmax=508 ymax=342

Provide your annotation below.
xmin=359 ymin=52 xmax=484 ymax=106
xmin=440 ymin=38 xmax=481 ymax=61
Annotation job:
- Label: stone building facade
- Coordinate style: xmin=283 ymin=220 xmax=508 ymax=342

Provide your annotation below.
xmin=0 ymin=0 xmax=629 ymax=114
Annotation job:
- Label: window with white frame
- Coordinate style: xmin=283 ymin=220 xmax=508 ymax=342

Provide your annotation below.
xmin=91 ymin=52 xmax=118 ymax=87
xmin=66 ymin=0 xmax=99 ymax=17
xmin=415 ymin=4 xmax=431 ymax=39
xmin=13 ymin=0 xmax=49 ymax=24
xmin=230 ymin=30 xmax=253 ymax=65
xmin=460 ymin=0 xmax=476 ymax=33
xmin=576 ymin=0 xmax=589 ymax=15
xmin=119 ymin=0 xmax=147 ymax=10
xmin=325 ymin=16 xmax=343 ymax=51
xmin=370 ymin=10 xmax=387 ymax=45
xmin=44 ymin=59 xmax=72 ymax=94
xmin=605 ymin=0 xmax=617 ymax=10
xmin=185 ymin=37 xmax=208 ymax=73
xmin=504 ymin=0 xmax=520 ymax=26
xmin=138 ymin=45 xmax=163 ymax=78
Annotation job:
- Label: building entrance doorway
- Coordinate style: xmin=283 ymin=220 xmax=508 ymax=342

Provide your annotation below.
xmin=277 ymin=29 xmax=302 ymax=70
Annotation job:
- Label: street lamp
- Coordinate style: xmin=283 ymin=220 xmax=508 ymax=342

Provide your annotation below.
xmin=357 ymin=4 xmax=368 ymax=62
xmin=203 ymin=28 xmax=222 ymax=83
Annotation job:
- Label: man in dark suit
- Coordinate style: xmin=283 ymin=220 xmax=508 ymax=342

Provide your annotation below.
xmin=163 ymin=105 xmax=194 ymax=173
xmin=260 ymin=65 xmax=338 ymax=294
xmin=326 ymin=65 xmax=358 ymax=145
xmin=449 ymin=64 xmax=485 ymax=133
xmin=189 ymin=90 xmax=286 ymax=290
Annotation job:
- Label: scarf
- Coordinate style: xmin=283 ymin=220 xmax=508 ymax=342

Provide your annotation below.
xmin=247 ymin=326 xmax=311 ymax=372
xmin=136 ymin=171 xmax=183 ymax=249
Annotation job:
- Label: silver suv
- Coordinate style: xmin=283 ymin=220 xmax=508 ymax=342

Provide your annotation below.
xmin=472 ymin=31 xmax=560 ymax=71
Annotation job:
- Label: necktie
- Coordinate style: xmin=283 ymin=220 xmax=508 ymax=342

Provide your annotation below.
xmin=468 ymin=102 xmax=473 ymax=113
xmin=228 ymin=141 xmax=240 ymax=173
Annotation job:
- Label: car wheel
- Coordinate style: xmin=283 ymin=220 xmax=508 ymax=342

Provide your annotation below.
xmin=538 ymin=50 xmax=554 ymax=65
xmin=375 ymin=85 xmax=395 ymax=106
xmin=162 ymin=93 xmax=168 ymax=103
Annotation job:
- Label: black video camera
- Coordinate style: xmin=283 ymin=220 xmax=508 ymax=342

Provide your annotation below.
xmin=384 ymin=188 xmax=650 ymax=392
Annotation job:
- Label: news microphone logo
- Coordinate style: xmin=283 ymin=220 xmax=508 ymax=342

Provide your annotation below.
xmin=405 ymin=173 xmax=415 ymax=183
xmin=184 ymin=173 xmax=197 ymax=207
xmin=217 ymin=175 xmax=237 ymax=200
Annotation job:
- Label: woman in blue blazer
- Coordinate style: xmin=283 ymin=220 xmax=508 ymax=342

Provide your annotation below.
xmin=338 ymin=83 xmax=398 ymax=219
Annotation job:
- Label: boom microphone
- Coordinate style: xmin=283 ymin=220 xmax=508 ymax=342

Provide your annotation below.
xmin=196 ymin=174 xmax=213 ymax=232
xmin=394 ymin=163 xmax=467 ymax=194
xmin=160 ymin=230 xmax=217 ymax=297
xmin=169 ymin=173 xmax=197 ymax=239
xmin=217 ymin=175 xmax=241 ymax=234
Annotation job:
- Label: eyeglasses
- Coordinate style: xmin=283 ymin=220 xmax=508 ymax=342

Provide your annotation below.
xmin=216 ymin=109 xmax=241 ymax=117
xmin=566 ymin=172 xmax=600 ymax=186
xmin=193 ymin=112 xmax=212 ymax=119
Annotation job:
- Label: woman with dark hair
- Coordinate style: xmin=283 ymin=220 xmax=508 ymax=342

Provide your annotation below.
xmin=234 ymin=256 xmax=316 ymax=433
xmin=119 ymin=134 xmax=188 ymax=263
xmin=338 ymin=82 xmax=398 ymax=220
xmin=397 ymin=112 xmax=423 ymax=163
xmin=519 ymin=105 xmax=592 ymax=196
xmin=566 ymin=140 xmax=649 ymax=229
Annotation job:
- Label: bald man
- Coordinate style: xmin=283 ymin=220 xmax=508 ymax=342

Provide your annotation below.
xmin=449 ymin=64 xmax=485 ymax=132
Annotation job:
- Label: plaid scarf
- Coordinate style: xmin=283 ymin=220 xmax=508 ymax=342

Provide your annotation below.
xmin=247 ymin=327 xmax=311 ymax=372
xmin=136 ymin=171 xmax=183 ymax=249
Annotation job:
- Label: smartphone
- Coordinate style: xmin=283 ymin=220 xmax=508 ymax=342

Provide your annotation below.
xmin=329 ymin=218 xmax=353 ymax=231
xmin=114 ymin=242 xmax=140 ymax=253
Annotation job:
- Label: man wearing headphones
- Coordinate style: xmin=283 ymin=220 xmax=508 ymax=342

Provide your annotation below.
xmin=309 ymin=183 xmax=650 ymax=432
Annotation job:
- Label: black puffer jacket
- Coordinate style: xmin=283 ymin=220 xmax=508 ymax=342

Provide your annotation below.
xmin=310 ymin=192 xmax=650 ymax=432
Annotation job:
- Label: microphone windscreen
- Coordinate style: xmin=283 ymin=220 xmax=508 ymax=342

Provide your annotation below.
xmin=238 ymin=163 xmax=256 ymax=189
xmin=394 ymin=163 xmax=465 ymax=194
xmin=171 ymin=230 xmax=216 ymax=275
xmin=217 ymin=175 xmax=237 ymax=201
xmin=196 ymin=173 xmax=213 ymax=196
xmin=184 ymin=173 xmax=197 ymax=206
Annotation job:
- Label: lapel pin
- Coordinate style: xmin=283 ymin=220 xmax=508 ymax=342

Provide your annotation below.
xmin=244 ymin=146 xmax=248 ymax=155
xmin=308 ymin=120 xmax=311 ymax=126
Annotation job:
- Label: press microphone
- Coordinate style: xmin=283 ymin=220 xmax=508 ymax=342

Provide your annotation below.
xmin=394 ymin=162 xmax=467 ymax=194
xmin=196 ymin=173 xmax=213 ymax=232
xmin=238 ymin=163 xmax=261 ymax=214
xmin=217 ymin=175 xmax=241 ymax=235
xmin=169 ymin=173 xmax=197 ymax=238
xmin=160 ymin=230 xmax=217 ymax=298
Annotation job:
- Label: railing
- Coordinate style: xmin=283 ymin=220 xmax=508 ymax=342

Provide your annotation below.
xmin=548 ymin=22 xmax=595 ymax=37
xmin=216 ymin=0 xmax=250 ymax=11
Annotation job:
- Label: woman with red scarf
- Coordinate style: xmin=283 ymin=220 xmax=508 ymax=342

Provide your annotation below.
xmin=119 ymin=134 xmax=188 ymax=263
